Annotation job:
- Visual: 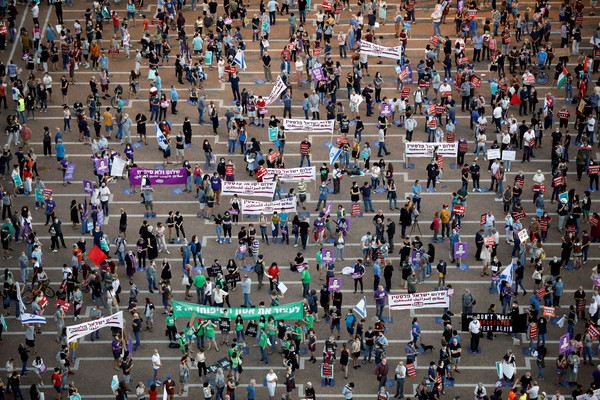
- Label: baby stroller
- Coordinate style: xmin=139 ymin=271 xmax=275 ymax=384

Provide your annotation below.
xmin=140 ymin=36 xmax=152 ymax=58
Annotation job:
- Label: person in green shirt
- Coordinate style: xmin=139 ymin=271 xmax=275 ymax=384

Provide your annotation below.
xmin=267 ymin=316 xmax=277 ymax=354
xmin=194 ymin=318 xmax=205 ymax=349
xmin=231 ymin=349 xmax=241 ymax=381
xmin=315 ymin=249 xmax=324 ymax=281
xmin=407 ymin=271 xmax=417 ymax=294
xmin=235 ymin=314 xmax=246 ymax=344
xmin=204 ymin=320 xmax=218 ymax=351
xmin=293 ymin=321 xmax=303 ymax=349
xmin=301 ymin=264 xmax=311 ymax=298
xmin=304 ymin=310 xmax=315 ymax=332
xmin=255 ymin=315 xmax=267 ymax=346
xmin=259 ymin=328 xmax=269 ymax=364
xmin=193 ymin=274 xmax=207 ymax=303
xmin=166 ymin=312 xmax=177 ymax=342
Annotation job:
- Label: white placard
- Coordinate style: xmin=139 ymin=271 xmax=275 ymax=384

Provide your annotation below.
xmin=240 ymin=197 xmax=297 ymax=214
xmin=502 ymin=150 xmax=516 ymax=161
xmin=262 ymin=167 xmax=316 ymax=182
xmin=283 ymin=119 xmax=335 ymax=133
xmin=359 ymin=40 xmax=402 ymax=60
xmin=487 ymin=148 xmax=501 ymax=160
xmin=110 ymin=157 xmax=127 ymax=177
xmin=66 ymin=311 xmax=124 ymax=343
xmin=263 ymin=76 xmax=287 ymax=106
xmin=404 ymin=142 xmax=458 ymax=157
xmin=518 ymin=229 xmax=529 ymax=243
xmin=388 ymin=291 xmax=450 ymax=310
xmin=278 ymin=282 xmax=288 ymax=294
xmin=221 ymin=181 xmax=277 ymax=197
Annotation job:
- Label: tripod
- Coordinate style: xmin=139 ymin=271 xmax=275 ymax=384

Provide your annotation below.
xmin=409 ymin=215 xmax=422 ymax=237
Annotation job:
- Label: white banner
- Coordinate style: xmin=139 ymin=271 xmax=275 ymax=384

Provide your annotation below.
xmin=404 ymin=142 xmax=458 ymax=157
xmin=283 ymin=119 xmax=335 ymax=133
xmin=263 ymin=167 xmax=316 ymax=182
xmin=388 ymin=291 xmax=450 ymax=310
xmin=264 ymin=76 xmax=287 ymax=106
xmin=221 ymin=181 xmax=277 ymax=197
xmin=240 ymin=197 xmax=297 ymax=214
xmin=66 ymin=311 xmax=124 ymax=343
xmin=502 ymin=150 xmax=516 ymax=161
xmin=111 ymin=157 xmax=127 ymax=177
xmin=359 ymin=40 xmax=402 ymax=60
xmin=487 ymin=149 xmax=501 ymax=160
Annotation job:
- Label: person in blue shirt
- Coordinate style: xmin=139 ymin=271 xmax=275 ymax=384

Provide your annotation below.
xmin=473 ymin=34 xmax=483 ymax=62
xmin=373 ymin=260 xmax=381 ymax=289
xmin=537 ymin=48 xmax=547 ymax=68
xmin=282 ymin=90 xmax=292 ymax=119
xmin=247 ymin=379 xmax=256 ymax=400
xmin=169 ymin=85 xmax=178 ymax=114
xmin=229 ymin=73 xmax=241 ymax=102
xmin=411 ymin=179 xmax=422 ymax=212
xmin=315 ymin=182 xmax=329 ymax=211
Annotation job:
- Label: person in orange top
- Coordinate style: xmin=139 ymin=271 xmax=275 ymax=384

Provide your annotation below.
xmin=90 ymin=40 xmax=100 ymax=70
xmin=142 ymin=16 xmax=150 ymax=35
xmin=103 ymin=107 xmax=114 ymax=138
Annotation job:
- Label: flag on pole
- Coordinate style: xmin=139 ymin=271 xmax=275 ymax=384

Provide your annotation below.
xmin=497 ymin=263 xmax=514 ymax=292
xmin=583 ymin=57 xmax=588 ymax=73
xmin=15 ymin=282 xmax=25 ymax=316
xmin=0 ymin=315 xmax=6 ymax=331
xmin=557 ymin=66 xmax=568 ymax=89
xmin=111 ymin=375 xmax=119 ymax=393
xmin=328 ymin=145 xmax=342 ymax=165
xmin=353 ymin=296 xmax=367 ymax=318
xmin=155 ymin=123 xmax=169 ymax=151
xmin=234 ymin=50 xmax=247 ymax=70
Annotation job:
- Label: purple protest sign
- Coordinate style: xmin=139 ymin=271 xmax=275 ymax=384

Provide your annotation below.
xmin=403 ymin=65 xmax=413 ymax=84
xmin=97 ymin=209 xmax=105 ymax=227
xmin=457 ymin=0 xmax=465 ymax=12
xmin=83 ymin=180 xmax=94 ymax=194
xmin=128 ymin=334 xmax=133 ymax=354
xmin=95 ymin=157 xmax=109 ymax=174
xmin=411 ymin=250 xmax=422 ymax=264
xmin=322 ymin=249 xmax=334 ymax=263
xmin=64 ymin=164 xmax=76 ymax=180
xmin=595 ymin=277 xmax=600 ymax=287
xmin=129 ymin=167 xmax=188 ymax=186
xmin=328 ymin=277 xmax=342 ymax=291
xmin=380 ymin=103 xmax=392 ymax=117
xmin=454 ymin=242 xmax=468 ymax=258
xmin=311 ymin=66 xmax=325 ymax=82
xmin=559 ymin=333 xmax=570 ymax=353
xmin=323 ymin=201 xmax=333 ymax=217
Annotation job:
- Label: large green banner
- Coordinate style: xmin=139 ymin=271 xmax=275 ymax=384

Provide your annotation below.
xmin=172 ymin=300 xmax=305 ymax=321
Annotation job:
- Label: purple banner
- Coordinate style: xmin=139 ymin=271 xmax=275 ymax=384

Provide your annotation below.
xmin=457 ymin=0 xmax=465 ymax=13
xmin=380 ymin=103 xmax=392 ymax=117
xmin=328 ymin=277 xmax=342 ymax=291
xmin=95 ymin=157 xmax=109 ymax=174
xmin=411 ymin=250 xmax=422 ymax=265
xmin=323 ymin=201 xmax=333 ymax=217
xmin=83 ymin=180 xmax=94 ymax=194
xmin=129 ymin=167 xmax=187 ymax=186
xmin=322 ymin=249 xmax=334 ymax=263
xmin=97 ymin=208 xmax=105 ymax=227
xmin=128 ymin=333 xmax=133 ymax=354
xmin=559 ymin=333 xmax=570 ymax=354
xmin=64 ymin=164 xmax=76 ymax=180
xmin=453 ymin=242 xmax=468 ymax=258
xmin=403 ymin=65 xmax=413 ymax=84
xmin=311 ymin=66 xmax=325 ymax=82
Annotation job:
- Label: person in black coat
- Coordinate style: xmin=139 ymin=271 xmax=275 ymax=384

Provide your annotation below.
xmin=386 ymin=218 xmax=396 ymax=252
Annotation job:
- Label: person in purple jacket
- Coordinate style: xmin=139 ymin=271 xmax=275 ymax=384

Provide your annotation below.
xmin=374 ymin=285 xmax=387 ymax=319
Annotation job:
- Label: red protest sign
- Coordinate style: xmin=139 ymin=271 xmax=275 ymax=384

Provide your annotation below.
xmin=322 ymin=1 xmax=332 ymax=9
xmin=458 ymin=57 xmax=468 ymax=65
xmin=483 ymin=236 xmax=494 ymax=246
xmin=512 ymin=211 xmax=526 ymax=221
xmin=42 ymin=188 xmax=53 ymax=198
xmin=57 ymin=299 xmax=71 ymax=312
xmin=401 ymin=89 xmax=410 ymax=99
xmin=589 ymin=165 xmax=600 ymax=174
xmin=480 ymin=214 xmax=486 ymax=225
xmin=351 ymin=203 xmax=361 ymax=216
xmin=335 ymin=4 xmax=342 ymax=13
xmin=224 ymin=66 xmax=237 ymax=73
xmin=268 ymin=152 xmax=278 ymax=163
xmin=108 ymin=49 xmax=120 ymax=54
xmin=151 ymin=18 xmax=162 ymax=25
xmin=418 ymin=80 xmax=431 ymax=88
xmin=429 ymin=36 xmax=439 ymax=45
xmin=406 ymin=363 xmax=417 ymax=378
xmin=533 ymin=184 xmax=546 ymax=193
xmin=452 ymin=205 xmax=465 ymax=215
xmin=39 ymin=296 xmax=49 ymax=309
xmin=537 ymin=286 xmax=548 ymax=299
xmin=88 ymin=245 xmax=108 ymax=266
xmin=471 ymin=76 xmax=481 ymax=87
xmin=313 ymin=48 xmax=322 ymax=56
xmin=543 ymin=306 xmax=555 ymax=317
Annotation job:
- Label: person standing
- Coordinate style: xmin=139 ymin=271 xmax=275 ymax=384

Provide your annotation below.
xmin=468 ymin=315 xmax=481 ymax=353
xmin=242 ymin=275 xmax=254 ymax=307
xmin=151 ymin=349 xmax=161 ymax=382
xmin=266 ymin=369 xmax=278 ymax=400
xmin=394 ymin=361 xmax=406 ymax=398
xmin=374 ymin=285 xmax=386 ymax=320
xmin=375 ymin=357 xmax=389 ymax=388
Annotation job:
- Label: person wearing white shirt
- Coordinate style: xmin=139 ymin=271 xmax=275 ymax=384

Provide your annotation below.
xmin=349 ymin=90 xmax=361 ymax=118
xmin=43 ymin=73 xmax=53 ymax=101
xmin=99 ymin=182 xmax=111 ymax=217
xmin=151 ymin=349 xmax=162 ymax=382
xmin=405 ymin=116 xmax=417 ymax=141
xmin=394 ymin=361 xmax=406 ymax=398
xmin=370 ymin=163 xmax=381 ymax=189
xmin=493 ymin=105 xmax=503 ymax=130
xmin=266 ymin=370 xmax=278 ymax=400
xmin=155 ymin=223 xmax=170 ymax=254
xmin=475 ymin=133 xmax=487 ymax=161
xmin=484 ymin=211 xmax=495 ymax=237
xmin=468 ymin=315 xmax=481 ymax=352
xmin=204 ymin=280 xmax=213 ymax=305
xmin=500 ymin=96 xmax=510 ymax=113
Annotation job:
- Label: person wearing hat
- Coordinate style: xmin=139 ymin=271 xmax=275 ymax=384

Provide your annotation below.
xmin=164 ymin=376 xmax=176 ymax=400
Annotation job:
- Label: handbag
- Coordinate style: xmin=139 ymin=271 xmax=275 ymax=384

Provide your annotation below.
xmin=532 ymin=270 xmax=542 ymax=280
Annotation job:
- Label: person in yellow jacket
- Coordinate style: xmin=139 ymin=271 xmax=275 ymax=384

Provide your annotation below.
xmin=440 ymin=204 xmax=451 ymax=239
xmin=17 ymin=94 xmax=26 ymax=123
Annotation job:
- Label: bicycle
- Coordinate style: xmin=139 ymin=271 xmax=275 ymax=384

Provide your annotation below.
xmin=111 ymin=85 xmax=125 ymax=109
xmin=531 ymin=64 xmax=549 ymax=85
xmin=21 ymin=281 xmax=55 ymax=304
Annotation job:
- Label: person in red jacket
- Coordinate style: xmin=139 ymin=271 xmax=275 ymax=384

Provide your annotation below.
xmin=267 ymin=262 xmax=280 ymax=292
